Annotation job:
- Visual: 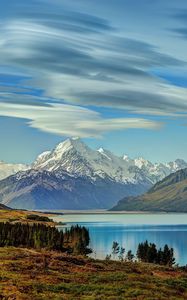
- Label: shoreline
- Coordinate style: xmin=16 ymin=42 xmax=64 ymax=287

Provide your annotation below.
xmin=40 ymin=209 xmax=187 ymax=215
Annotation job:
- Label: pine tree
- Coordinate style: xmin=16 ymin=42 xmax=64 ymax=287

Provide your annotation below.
xmin=112 ymin=241 xmax=120 ymax=259
xmin=0 ymin=222 xmax=91 ymax=255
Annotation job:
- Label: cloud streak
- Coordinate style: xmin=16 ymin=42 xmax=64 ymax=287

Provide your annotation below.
xmin=0 ymin=101 xmax=161 ymax=137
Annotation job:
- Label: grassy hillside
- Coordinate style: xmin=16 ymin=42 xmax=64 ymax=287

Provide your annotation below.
xmin=0 ymin=247 xmax=187 ymax=300
xmin=112 ymin=169 xmax=187 ymax=212
xmin=0 ymin=207 xmax=55 ymax=225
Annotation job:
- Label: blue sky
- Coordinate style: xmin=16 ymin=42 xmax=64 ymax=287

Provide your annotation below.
xmin=0 ymin=0 xmax=187 ymax=163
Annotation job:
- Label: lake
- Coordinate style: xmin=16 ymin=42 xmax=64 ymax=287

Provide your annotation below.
xmin=53 ymin=213 xmax=187 ymax=265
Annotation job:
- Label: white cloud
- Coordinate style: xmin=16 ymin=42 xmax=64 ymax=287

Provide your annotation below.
xmin=0 ymin=102 xmax=162 ymax=137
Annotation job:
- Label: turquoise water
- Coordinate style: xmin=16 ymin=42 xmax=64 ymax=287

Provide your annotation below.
xmin=54 ymin=213 xmax=187 ymax=265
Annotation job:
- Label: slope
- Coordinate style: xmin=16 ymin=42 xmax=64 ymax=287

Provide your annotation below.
xmin=111 ymin=168 xmax=187 ymax=212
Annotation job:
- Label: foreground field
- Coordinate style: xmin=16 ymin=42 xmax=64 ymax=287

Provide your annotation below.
xmin=0 ymin=248 xmax=187 ymax=300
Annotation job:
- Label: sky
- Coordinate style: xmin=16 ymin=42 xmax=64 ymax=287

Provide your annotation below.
xmin=0 ymin=0 xmax=187 ymax=163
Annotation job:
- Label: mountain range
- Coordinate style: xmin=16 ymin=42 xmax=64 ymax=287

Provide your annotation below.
xmin=111 ymin=168 xmax=187 ymax=212
xmin=0 ymin=137 xmax=186 ymax=210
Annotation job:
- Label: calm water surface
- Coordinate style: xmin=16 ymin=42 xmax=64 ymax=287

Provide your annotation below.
xmin=54 ymin=213 xmax=187 ymax=265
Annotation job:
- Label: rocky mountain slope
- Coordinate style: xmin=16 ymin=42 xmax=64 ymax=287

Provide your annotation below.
xmin=0 ymin=169 xmax=147 ymax=210
xmin=111 ymin=168 xmax=187 ymax=212
xmin=0 ymin=137 xmax=186 ymax=210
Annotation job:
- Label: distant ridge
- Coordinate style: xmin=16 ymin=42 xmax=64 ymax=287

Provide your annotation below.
xmin=111 ymin=168 xmax=187 ymax=212
xmin=0 ymin=203 xmax=11 ymax=210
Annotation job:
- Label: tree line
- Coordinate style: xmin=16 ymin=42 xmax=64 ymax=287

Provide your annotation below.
xmin=137 ymin=240 xmax=175 ymax=266
xmin=0 ymin=222 xmax=176 ymax=266
xmin=106 ymin=240 xmax=175 ymax=266
xmin=0 ymin=222 xmax=91 ymax=255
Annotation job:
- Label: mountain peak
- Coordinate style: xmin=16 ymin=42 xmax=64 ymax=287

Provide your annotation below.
xmin=98 ymin=147 xmax=104 ymax=153
xmin=54 ymin=137 xmax=88 ymax=156
xmin=134 ymin=157 xmax=148 ymax=168
xmin=33 ymin=137 xmax=94 ymax=173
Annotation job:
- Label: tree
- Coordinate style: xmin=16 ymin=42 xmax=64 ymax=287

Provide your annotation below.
xmin=136 ymin=241 xmax=175 ymax=266
xmin=162 ymin=245 xmax=175 ymax=266
xmin=156 ymin=248 xmax=163 ymax=265
xmin=0 ymin=222 xmax=91 ymax=255
xmin=137 ymin=240 xmax=149 ymax=262
xmin=118 ymin=247 xmax=125 ymax=262
xmin=147 ymin=243 xmax=157 ymax=263
xmin=112 ymin=241 xmax=120 ymax=259
xmin=126 ymin=250 xmax=134 ymax=262
xmin=168 ymin=247 xmax=175 ymax=267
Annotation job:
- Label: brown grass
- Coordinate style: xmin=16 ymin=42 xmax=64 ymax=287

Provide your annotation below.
xmin=0 ymin=247 xmax=187 ymax=300
xmin=0 ymin=209 xmax=56 ymax=226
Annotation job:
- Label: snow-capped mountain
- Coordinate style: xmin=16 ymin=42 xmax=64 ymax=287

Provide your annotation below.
xmin=0 ymin=161 xmax=28 ymax=180
xmin=33 ymin=137 xmax=138 ymax=184
xmin=0 ymin=137 xmax=187 ymax=210
xmin=32 ymin=137 xmax=187 ymax=185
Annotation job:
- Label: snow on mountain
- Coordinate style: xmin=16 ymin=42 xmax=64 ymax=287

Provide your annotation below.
xmin=32 ymin=138 xmax=187 ymax=185
xmin=1 ymin=138 xmax=187 ymax=210
xmin=0 ymin=161 xmax=29 ymax=180
xmin=1 ymin=137 xmax=186 ymax=187
xmin=134 ymin=157 xmax=153 ymax=169
xmin=33 ymin=138 xmax=143 ymax=184
xmin=166 ymin=159 xmax=187 ymax=172
xmin=33 ymin=151 xmax=51 ymax=167
xmin=133 ymin=158 xmax=187 ymax=184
